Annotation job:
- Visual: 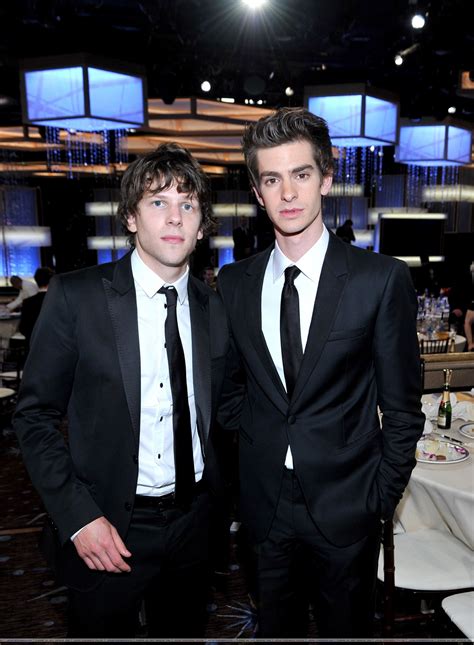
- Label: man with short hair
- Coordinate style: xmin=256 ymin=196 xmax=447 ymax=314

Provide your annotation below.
xmin=217 ymin=107 xmax=424 ymax=638
xmin=14 ymin=143 xmax=229 ymax=638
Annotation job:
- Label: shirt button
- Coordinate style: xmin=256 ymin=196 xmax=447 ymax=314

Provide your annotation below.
xmin=160 ymin=383 xmax=163 ymax=388
xmin=132 ymin=454 xmax=138 ymax=464
xmin=157 ymin=453 xmax=161 ymax=459
xmin=288 ymin=415 xmax=296 ymax=425
xmin=160 ymin=417 xmax=163 ymax=422
xmin=124 ymin=502 xmax=132 ymax=511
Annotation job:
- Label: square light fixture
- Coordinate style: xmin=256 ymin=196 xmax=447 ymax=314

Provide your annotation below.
xmin=396 ymin=119 xmax=472 ymax=166
xmin=305 ymin=84 xmax=398 ymax=147
xmin=20 ymin=54 xmax=147 ymax=132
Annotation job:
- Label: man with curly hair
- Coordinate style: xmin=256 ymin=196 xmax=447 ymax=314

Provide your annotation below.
xmin=14 ymin=143 xmax=229 ymax=638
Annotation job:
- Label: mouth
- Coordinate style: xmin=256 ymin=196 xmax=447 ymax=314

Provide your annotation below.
xmin=279 ymin=208 xmax=303 ymax=217
xmin=161 ymin=236 xmax=184 ymax=244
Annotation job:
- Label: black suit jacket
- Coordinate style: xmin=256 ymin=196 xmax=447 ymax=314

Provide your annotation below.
xmin=217 ymin=232 xmax=424 ymax=547
xmin=14 ymin=253 xmax=229 ymax=590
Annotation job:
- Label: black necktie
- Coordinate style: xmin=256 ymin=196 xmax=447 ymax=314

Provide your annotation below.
xmin=158 ymin=286 xmax=195 ymax=507
xmin=280 ymin=266 xmax=303 ymax=398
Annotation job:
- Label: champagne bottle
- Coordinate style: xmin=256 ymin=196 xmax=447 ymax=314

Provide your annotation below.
xmin=437 ymin=368 xmax=452 ymax=430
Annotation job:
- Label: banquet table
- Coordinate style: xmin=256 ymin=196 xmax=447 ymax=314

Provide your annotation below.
xmin=395 ymin=417 xmax=474 ymax=550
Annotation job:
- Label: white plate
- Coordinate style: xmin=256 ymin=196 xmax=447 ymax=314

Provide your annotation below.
xmin=416 ymin=437 xmax=469 ymax=464
xmin=459 ymin=423 xmax=474 ymax=440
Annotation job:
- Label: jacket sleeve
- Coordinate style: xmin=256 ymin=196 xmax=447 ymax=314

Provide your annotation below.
xmin=13 ymin=276 xmax=103 ymax=544
xmin=215 ymin=268 xmax=246 ymax=433
xmin=373 ymin=260 xmax=425 ymax=519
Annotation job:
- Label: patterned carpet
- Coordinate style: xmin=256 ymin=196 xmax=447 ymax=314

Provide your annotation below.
xmin=0 ymin=418 xmax=465 ymax=642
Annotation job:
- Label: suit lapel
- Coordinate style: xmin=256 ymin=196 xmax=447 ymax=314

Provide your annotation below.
xmin=188 ymin=275 xmax=211 ymax=449
xmin=103 ymin=253 xmax=141 ymax=445
xmin=292 ymin=233 xmax=349 ymax=403
xmin=245 ymin=248 xmax=289 ymax=408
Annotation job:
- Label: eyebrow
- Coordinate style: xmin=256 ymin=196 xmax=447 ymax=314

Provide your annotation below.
xmin=147 ymin=191 xmax=195 ymax=200
xmin=259 ymin=163 xmax=315 ymax=179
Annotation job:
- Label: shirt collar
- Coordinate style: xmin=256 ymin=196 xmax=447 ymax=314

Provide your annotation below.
xmin=272 ymin=225 xmax=329 ymax=283
xmin=131 ymin=249 xmax=189 ymax=304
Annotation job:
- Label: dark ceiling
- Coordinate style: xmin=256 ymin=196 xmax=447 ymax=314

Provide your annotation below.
xmin=0 ymin=0 xmax=473 ymax=126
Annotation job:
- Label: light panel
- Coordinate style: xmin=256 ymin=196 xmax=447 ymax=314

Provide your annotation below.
xmin=87 ymin=236 xmax=128 ymax=250
xmin=21 ymin=56 xmax=147 ymax=132
xmin=396 ymin=121 xmax=472 ymax=166
xmin=306 ymin=85 xmax=398 ymax=147
xmin=0 ymin=226 xmax=51 ymax=247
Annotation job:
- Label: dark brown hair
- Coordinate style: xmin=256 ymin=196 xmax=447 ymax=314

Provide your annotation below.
xmin=242 ymin=107 xmax=334 ymax=187
xmin=117 ymin=143 xmax=215 ymax=246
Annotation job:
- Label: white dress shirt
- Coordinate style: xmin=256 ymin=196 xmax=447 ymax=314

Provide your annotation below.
xmin=6 ymin=279 xmax=39 ymax=311
xmin=132 ymin=250 xmax=203 ymax=496
xmin=261 ymin=225 xmax=329 ymax=469
xmin=71 ymin=251 xmax=204 ymax=540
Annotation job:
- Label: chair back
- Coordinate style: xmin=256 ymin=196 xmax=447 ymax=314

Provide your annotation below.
xmin=419 ymin=338 xmax=449 ymax=354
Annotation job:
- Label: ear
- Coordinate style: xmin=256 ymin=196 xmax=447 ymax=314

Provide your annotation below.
xmin=321 ymin=174 xmax=333 ymax=196
xmin=197 ymin=227 xmax=204 ymax=241
xmin=126 ymin=212 xmax=137 ymax=233
xmin=252 ymin=185 xmax=265 ymax=208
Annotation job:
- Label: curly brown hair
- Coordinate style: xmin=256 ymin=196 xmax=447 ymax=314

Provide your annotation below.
xmin=117 ymin=143 xmax=216 ymax=247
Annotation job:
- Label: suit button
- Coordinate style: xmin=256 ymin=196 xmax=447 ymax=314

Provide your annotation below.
xmin=132 ymin=454 xmax=138 ymax=464
xmin=124 ymin=502 xmax=132 ymax=511
xmin=288 ymin=415 xmax=296 ymax=425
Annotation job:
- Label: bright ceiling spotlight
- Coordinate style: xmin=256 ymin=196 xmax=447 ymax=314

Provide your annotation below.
xmin=448 ymin=106 xmax=457 ymax=114
xmin=411 ymin=13 xmax=426 ymax=29
xmin=242 ymin=0 xmax=267 ymax=9
xmin=394 ymin=54 xmax=404 ymax=66
xmin=201 ymin=80 xmax=211 ymax=92
xmin=285 ymin=86 xmax=294 ymax=97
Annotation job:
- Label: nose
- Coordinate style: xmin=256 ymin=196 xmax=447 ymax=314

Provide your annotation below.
xmin=281 ymin=177 xmax=296 ymax=202
xmin=167 ymin=203 xmax=183 ymax=226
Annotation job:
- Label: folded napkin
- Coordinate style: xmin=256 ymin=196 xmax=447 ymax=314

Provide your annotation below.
xmin=422 ymin=392 xmax=474 ymax=423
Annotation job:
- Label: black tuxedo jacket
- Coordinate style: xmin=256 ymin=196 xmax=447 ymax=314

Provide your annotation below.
xmin=14 ymin=253 xmax=229 ymax=590
xmin=217 ymin=232 xmax=424 ymax=547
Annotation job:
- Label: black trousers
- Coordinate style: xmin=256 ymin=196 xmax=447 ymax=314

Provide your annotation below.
xmin=254 ymin=469 xmax=381 ymax=639
xmin=67 ymin=492 xmax=210 ymax=638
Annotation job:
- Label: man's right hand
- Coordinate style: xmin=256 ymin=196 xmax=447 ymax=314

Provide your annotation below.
xmin=72 ymin=516 xmax=132 ymax=573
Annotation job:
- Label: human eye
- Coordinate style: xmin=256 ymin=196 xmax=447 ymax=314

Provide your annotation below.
xmin=152 ymin=199 xmax=165 ymax=208
xmin=181 ymin=202 xmax=194 ymax=212
xmin=296 ymin=171 xmax=310 ymax=180
xmin=263 ymin=176 xmax=278 ymax=186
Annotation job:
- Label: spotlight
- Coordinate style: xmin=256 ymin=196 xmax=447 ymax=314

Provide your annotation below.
xmin=242 ymin=0 xmax=267 ymax=8
xmin=394 ymin=55 xmax=404 ymax=66
xmin=448 ymin=106 xmax=457 ymax=114
xmin=411 ymin=13 xmax=425 ymax=29
xmin=201 ymin=80 xmax=211 ymax=92
xmin=285 ymin=86 xmax=294 ymax=97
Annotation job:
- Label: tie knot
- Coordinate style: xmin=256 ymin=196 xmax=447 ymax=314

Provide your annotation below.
xmin=158 ymin=285 xmax=178 ymax=306
xmin=284 ymin=265 xmax=301 ymax=286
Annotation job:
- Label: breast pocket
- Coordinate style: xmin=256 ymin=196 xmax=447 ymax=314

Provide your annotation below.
xmin=327 ymin=327 xmax=366 ymax=342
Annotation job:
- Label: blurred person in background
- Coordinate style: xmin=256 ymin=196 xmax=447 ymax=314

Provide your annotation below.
xmin=19 ymin=267 xmax=55 ymax=353
xmin=5 ymin=275 xmax=39 ymax=312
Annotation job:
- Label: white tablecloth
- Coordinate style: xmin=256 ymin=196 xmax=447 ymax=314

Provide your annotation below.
xmin=396 ymin=419 xmax=474 ymax=549
xmin=0 ymin=316 xmax=21 ymax=341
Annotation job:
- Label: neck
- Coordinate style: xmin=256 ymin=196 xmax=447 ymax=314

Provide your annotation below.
xmin=275 ymin=223 xmax=324 ymax=262
xmin=135 ymin=247 xmax=188 ymax=284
